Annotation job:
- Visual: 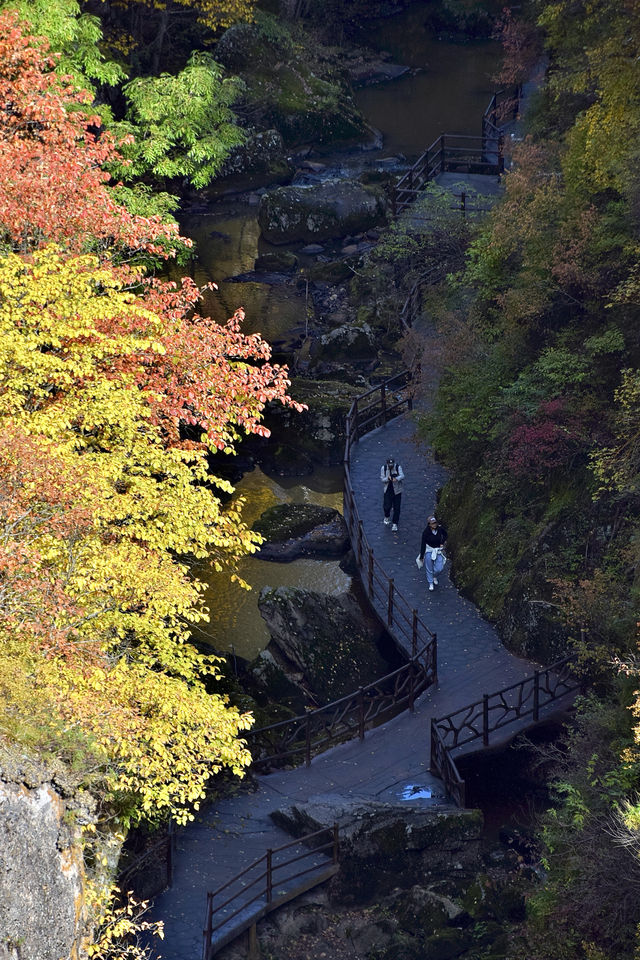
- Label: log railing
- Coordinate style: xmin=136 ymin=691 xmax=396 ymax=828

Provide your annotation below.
xmin=202 ymin=826 xmax=339 ymax=960
xmin=248 ymin=643 xmax=435 ymax=770
xmin=392 ymin=133 xmax=504 ymax=215
xmin=430 ymin=656 xmax=580 ymax=806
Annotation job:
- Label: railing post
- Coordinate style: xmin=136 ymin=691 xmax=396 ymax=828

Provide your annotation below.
xmin=368 ymin=549 xmax=374 ymax=596
xmin=266 ymin=849 xmax=273 ymax=904
xmin=387 ymin=579 xmax=394 ymax=627
xmin=358 ymin=519 xmax=364 ymax=566
xmin=248 ymin=924 xmax=259 ymax=960
xmin=430 ymin=718 xmax=438 ymax=771
xmin=305 ymin=713 xmax=311 ymax=767
xmin=533 ymin=670 xmax=540 ymax=722
xmin=440 ymin=135 xmax=445 ymax=172
xmin=381 ymin=382 xmax=387 ymax=424
xmin=412 ymin=609 xmax=418 ymax=658
xmin=460 ymin=191 xmax=466 ymax=217
xmin=353 ymin=398 xmax=359 ymax=440
xmin=202 ymin=892 xmax=213 ymax=960
xmin=408 ymin=661 xmax=415 ymax=712
xmin=391 ymin=187 xmax=397 ymax=218
xmin=358 ymin=688 xmax=365 ymax=741
xmin=408 ymin=167 xmax=413 ymax=194
xmin=498 ymin=133 xmax=504 ymax=174
xmin=432 ymin=633 xmax=438 ymax=685
xmin=483 ymin=694 xmax=489 ymax=747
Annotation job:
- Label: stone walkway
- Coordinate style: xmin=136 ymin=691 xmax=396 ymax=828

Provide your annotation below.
xmin=147 ymin=412 xmax=548 ymax=960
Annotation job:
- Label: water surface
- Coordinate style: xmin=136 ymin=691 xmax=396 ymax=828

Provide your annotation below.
xmin=194 ymin=466 xmax=348 ymax=661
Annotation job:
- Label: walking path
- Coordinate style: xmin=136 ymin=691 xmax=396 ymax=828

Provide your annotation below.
xmin=148 ymin=411 xmax=546 ymax=960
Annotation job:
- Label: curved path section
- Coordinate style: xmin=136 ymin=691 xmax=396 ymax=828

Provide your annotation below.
xmin=148 ymin=411 xmax=542 ymax=960
xmin=351 ymin=414 xmax=532 ymax=694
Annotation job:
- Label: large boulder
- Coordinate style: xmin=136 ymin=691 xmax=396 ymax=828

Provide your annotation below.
xmin=253 ymin=504 xmax=349 ymax=560
xmin=258 ymin=180 xmax=387 ymax=244
xmin=258 ymin=586 xmax=389 ymax=703
xmin=311 ymin=320 xmax=377 ymax=364
xmin=261 ymin=376 xmax=364 ymax=467
xmin=271 ymin=793 xmax=484 ymax=903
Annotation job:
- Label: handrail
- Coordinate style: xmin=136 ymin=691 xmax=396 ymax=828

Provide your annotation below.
xmin=247 ymin=643 xmax=435 ymax=769
xmin=392 ymin=85 xmax=522 ymax=216
xmin=202 ymin=825 xmax=340 ymax=960
xmin=430 ymin=656 xmax=580 ymax=805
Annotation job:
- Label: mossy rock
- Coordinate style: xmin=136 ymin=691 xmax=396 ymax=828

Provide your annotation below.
xmin=258 ymin=586 xmax=387 ymax=703
xmin=214 ymin=17 xmax=293 ymax=73
xmin=254 ymin=250 xmax=298 ymax=272
xmin=312 ymin=321 xmax=377 ymax=363
xmin=262 ymin=377 xmax=363 ymax=466
xmin=254 ymin=504 xmax=337 ymax=541
xmin=306 ymin=260 xmax=353 ymax=283
xmin=252 ymin=504 xmax=349 ymax=560
xmin=421 ymin=927 xmax=472 ymax=960
xmin=258 ymin=181 xmax=387 ymax=244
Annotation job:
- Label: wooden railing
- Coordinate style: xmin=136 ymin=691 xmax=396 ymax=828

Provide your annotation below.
xmin=392 ymin=133 xmax=504 ymax=215
xmin=430 ymin=656 xmax=580 ymax=806
xmin=392 ymin=84 xmax=522 ymax=216
xmin=247 ymin=645 xmax=435 ymax=770
xmin=203 ymin=826 xmax=339 ymax=960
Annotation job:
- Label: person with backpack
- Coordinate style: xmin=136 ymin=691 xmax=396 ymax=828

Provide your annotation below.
xmin=416 ymin=515 xmax=447 ymax=591
xmin=380 ymin=456 xmax=404 ymax=531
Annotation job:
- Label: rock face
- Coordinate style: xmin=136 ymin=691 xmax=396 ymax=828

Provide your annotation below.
xmin=0 ymin=750 xmax=98 ymax=960
xmin=253 ymin=504 xmax=349 ymax=560
xmin=258 ymin=587 xmax=389 ymax=703
xmin=0 ymin=779 xmax=84 ymax=960
xmin=258 ymin=181 xmax=387 ymax=244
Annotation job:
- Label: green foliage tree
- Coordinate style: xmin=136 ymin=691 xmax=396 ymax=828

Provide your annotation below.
xmin=116 ymin=51 xmax=245 ymax=188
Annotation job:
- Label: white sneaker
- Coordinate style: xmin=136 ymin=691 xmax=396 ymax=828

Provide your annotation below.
xmin=383 ymin=517 xmax=391 ymax=525
xmin=428 ymin=583 xmax=434 ymax=591
xmin=392 ymin=523 xmax=398 ymax=531
xmin=433 ymin=578 xmax=438 ymax=585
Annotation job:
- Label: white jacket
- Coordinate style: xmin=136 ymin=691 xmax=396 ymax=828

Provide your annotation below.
xmin=380 ymin=462 xmax=404 ymax=495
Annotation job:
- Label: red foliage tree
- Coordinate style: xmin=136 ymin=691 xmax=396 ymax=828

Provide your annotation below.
xmin=0 ymin=9 xmax=184 ymax=259
xmin=506 ymin=400 xmax=582 ymax=480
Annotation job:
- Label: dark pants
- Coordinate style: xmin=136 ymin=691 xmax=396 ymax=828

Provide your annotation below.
xmin=383 ymin=484 xmax=402 ymax=525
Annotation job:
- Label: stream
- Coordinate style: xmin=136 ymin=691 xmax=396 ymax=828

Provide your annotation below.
xmin=186 ymin=6 xmax=500 ymax=663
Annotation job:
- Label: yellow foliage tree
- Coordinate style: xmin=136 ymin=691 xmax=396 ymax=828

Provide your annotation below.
xmin=0 ymin=244 xmax=297 ymax=825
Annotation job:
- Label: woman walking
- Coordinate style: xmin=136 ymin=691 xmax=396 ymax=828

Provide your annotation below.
xmin=417 ymin=515 xmax=447 ymax=591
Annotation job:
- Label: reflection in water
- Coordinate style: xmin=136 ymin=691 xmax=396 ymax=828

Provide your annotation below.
xmin=193 ymin=466 xmax=347 ymax=661
xmin=353 ymin=35 xmax=500 ymax=159
xmin=176 ymin=212 xmax=308 ymax=343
